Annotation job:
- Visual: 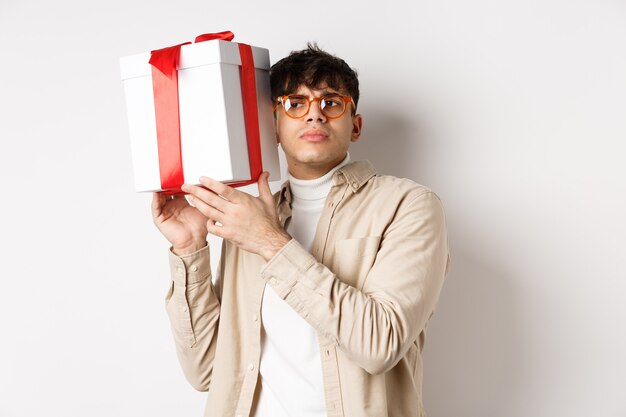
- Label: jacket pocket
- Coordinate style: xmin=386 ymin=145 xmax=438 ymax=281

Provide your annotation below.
xmin=333 ymin=236 xmax=381 ymax=289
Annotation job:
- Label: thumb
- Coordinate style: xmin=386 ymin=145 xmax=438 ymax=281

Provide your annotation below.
xmin=257 ymin=171 xmax=273 ymax=203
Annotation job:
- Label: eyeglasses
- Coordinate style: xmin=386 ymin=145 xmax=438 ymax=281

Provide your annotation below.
xmin=274 ymin=94 xmax=355 ymax=119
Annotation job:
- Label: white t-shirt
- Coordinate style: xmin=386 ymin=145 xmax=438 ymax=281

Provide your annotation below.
xmin=253 ymin=155 xmax=351 ymax=417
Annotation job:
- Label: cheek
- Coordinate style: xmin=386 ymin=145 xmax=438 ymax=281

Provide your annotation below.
xmin=275 ymin=117 xmax=294 ymax=139
xmin=336 ymin=120 xmax=355 ymax=138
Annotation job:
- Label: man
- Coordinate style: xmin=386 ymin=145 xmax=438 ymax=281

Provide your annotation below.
xmin=152 ymin=44 xmax=449 ymax=417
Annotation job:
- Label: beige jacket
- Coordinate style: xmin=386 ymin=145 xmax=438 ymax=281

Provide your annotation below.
xmin=166 ymin=160 xmax=450 ymax=417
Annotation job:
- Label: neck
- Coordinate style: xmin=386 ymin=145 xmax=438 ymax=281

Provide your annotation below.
xmin=288 ymin=153 xmax=351 ymax=195
xmin=287 ymin=154 xmax=350 ymax=180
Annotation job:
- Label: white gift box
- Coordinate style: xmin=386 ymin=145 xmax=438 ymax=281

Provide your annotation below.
xmin=120 ymin=39 xmax=280 ymax=193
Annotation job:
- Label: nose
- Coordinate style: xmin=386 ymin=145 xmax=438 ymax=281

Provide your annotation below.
xmin=306 ymin=98 xmax=327 ymax=123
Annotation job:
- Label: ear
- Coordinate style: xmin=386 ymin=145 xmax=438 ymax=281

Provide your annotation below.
xmin=351 ymin=114 xmax=363 ymax=142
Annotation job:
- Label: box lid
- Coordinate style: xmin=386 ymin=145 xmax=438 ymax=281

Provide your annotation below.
xmin=120 ymin=40 xmax=270 ymax=80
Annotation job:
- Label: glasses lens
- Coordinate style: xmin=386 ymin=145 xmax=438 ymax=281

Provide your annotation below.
xmin=320 ymin=95 xmax=346 ymax=118
xmin=283 ymin=96 xmax=309 ymax=118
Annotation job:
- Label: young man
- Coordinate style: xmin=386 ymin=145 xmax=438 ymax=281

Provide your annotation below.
xmin=152 ymin=44 xmax=449 ymax=417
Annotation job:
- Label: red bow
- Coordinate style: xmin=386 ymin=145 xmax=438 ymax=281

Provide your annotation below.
xmin=149 ymin=31 xmax=234 ymax=79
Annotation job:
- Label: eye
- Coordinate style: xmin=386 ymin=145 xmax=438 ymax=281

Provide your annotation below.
xmin=322 ymin=95 xmax=343 ymax=107
xmin=285 ymin=96 xmax=307 ymax=109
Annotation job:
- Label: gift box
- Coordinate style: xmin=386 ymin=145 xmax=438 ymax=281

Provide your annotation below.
xmin=120 ymin=32 xmax=280 ymax=193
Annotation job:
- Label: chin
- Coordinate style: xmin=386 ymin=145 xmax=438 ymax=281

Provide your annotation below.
xmin=295 ymin=152 xmax=332 ymax=164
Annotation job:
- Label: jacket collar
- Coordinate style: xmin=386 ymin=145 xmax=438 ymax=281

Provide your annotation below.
xmin=277 ymin=160 xmax=377 ymax=206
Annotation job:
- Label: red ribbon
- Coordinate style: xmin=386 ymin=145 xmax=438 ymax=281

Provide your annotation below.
xmin=149 ymin=31 xmax=263 ymax=194
xmin=228 ymin=43 xmax=263 ymax=188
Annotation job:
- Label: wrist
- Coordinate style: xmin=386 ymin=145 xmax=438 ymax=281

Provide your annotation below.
xmin=262 ymin=231 xmax=291 ymax=262
xmin=172 ymin=241 xmax=207 ymax=256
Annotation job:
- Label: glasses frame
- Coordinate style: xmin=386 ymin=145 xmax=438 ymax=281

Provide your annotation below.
xmin=273 ymin=94 xmax=355 ymax=119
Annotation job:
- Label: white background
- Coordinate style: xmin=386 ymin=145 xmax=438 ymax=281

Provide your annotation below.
xmin=1 ymin=0 xmax=625 ymax=416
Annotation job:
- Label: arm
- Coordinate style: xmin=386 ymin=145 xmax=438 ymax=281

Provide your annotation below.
xmin=151 ymin=192 xmax=220 ymax=390
xmin=165 ymin=245 xmax=221 ymax=391
xmin=260 ymin=191 xmax=449 ymax=374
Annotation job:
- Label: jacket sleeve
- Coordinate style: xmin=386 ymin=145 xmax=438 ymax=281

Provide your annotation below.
xmin=260 ymin=191 xmax=450 ymax=375
xmin=165 ymin=244 xmax=221 ymax=391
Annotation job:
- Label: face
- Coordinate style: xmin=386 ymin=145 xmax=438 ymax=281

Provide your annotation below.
xmin=275 ymin=84 xmax=363 ymax=180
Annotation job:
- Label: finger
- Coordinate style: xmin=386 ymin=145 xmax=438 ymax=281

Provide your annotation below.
xmin=182 ymin=183 xmax=230 ymax=212
xmin=206 ymin=217 xmax=221 ymax=238
xmin=206 ymin=218 xmax=227 ymax=239
xmin=151 ymin=192 xmax=166 ymax=218
xmin=199 ymin=177 xmax=240 ymax=203
xmin=188 ymin=194 xmax=225 ymax=224
xmin=257 ymin=172 xmax=273 ymax=204
xmin=151 ymin=192 xmax=162 ymax=208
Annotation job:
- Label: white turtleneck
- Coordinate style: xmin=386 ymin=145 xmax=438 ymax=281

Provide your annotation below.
xmin=286 ymin=155 xmax=351 ymax=253
xmin=253 ymin=154 xmax=351 ymax=417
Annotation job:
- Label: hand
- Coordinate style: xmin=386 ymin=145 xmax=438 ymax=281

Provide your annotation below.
xmin=152 ymin=192 xmax=209 ymax=256
xmin=181 ymin=172 xmax=291 ymax=261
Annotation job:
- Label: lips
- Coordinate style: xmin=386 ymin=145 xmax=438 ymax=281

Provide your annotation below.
xmin=300 ymin=129 xmax=329 ymax=142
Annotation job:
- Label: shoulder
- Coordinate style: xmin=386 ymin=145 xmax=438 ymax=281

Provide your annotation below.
xmin=348 ymin=161 xmax=441 ymax=205
xmin=364 ymin=175 xmax=445 ymax=223
xmin=367 ymin=173 xmax=433 ymax=198
xmin=336 ymin=161 xmax=446 ymax=223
